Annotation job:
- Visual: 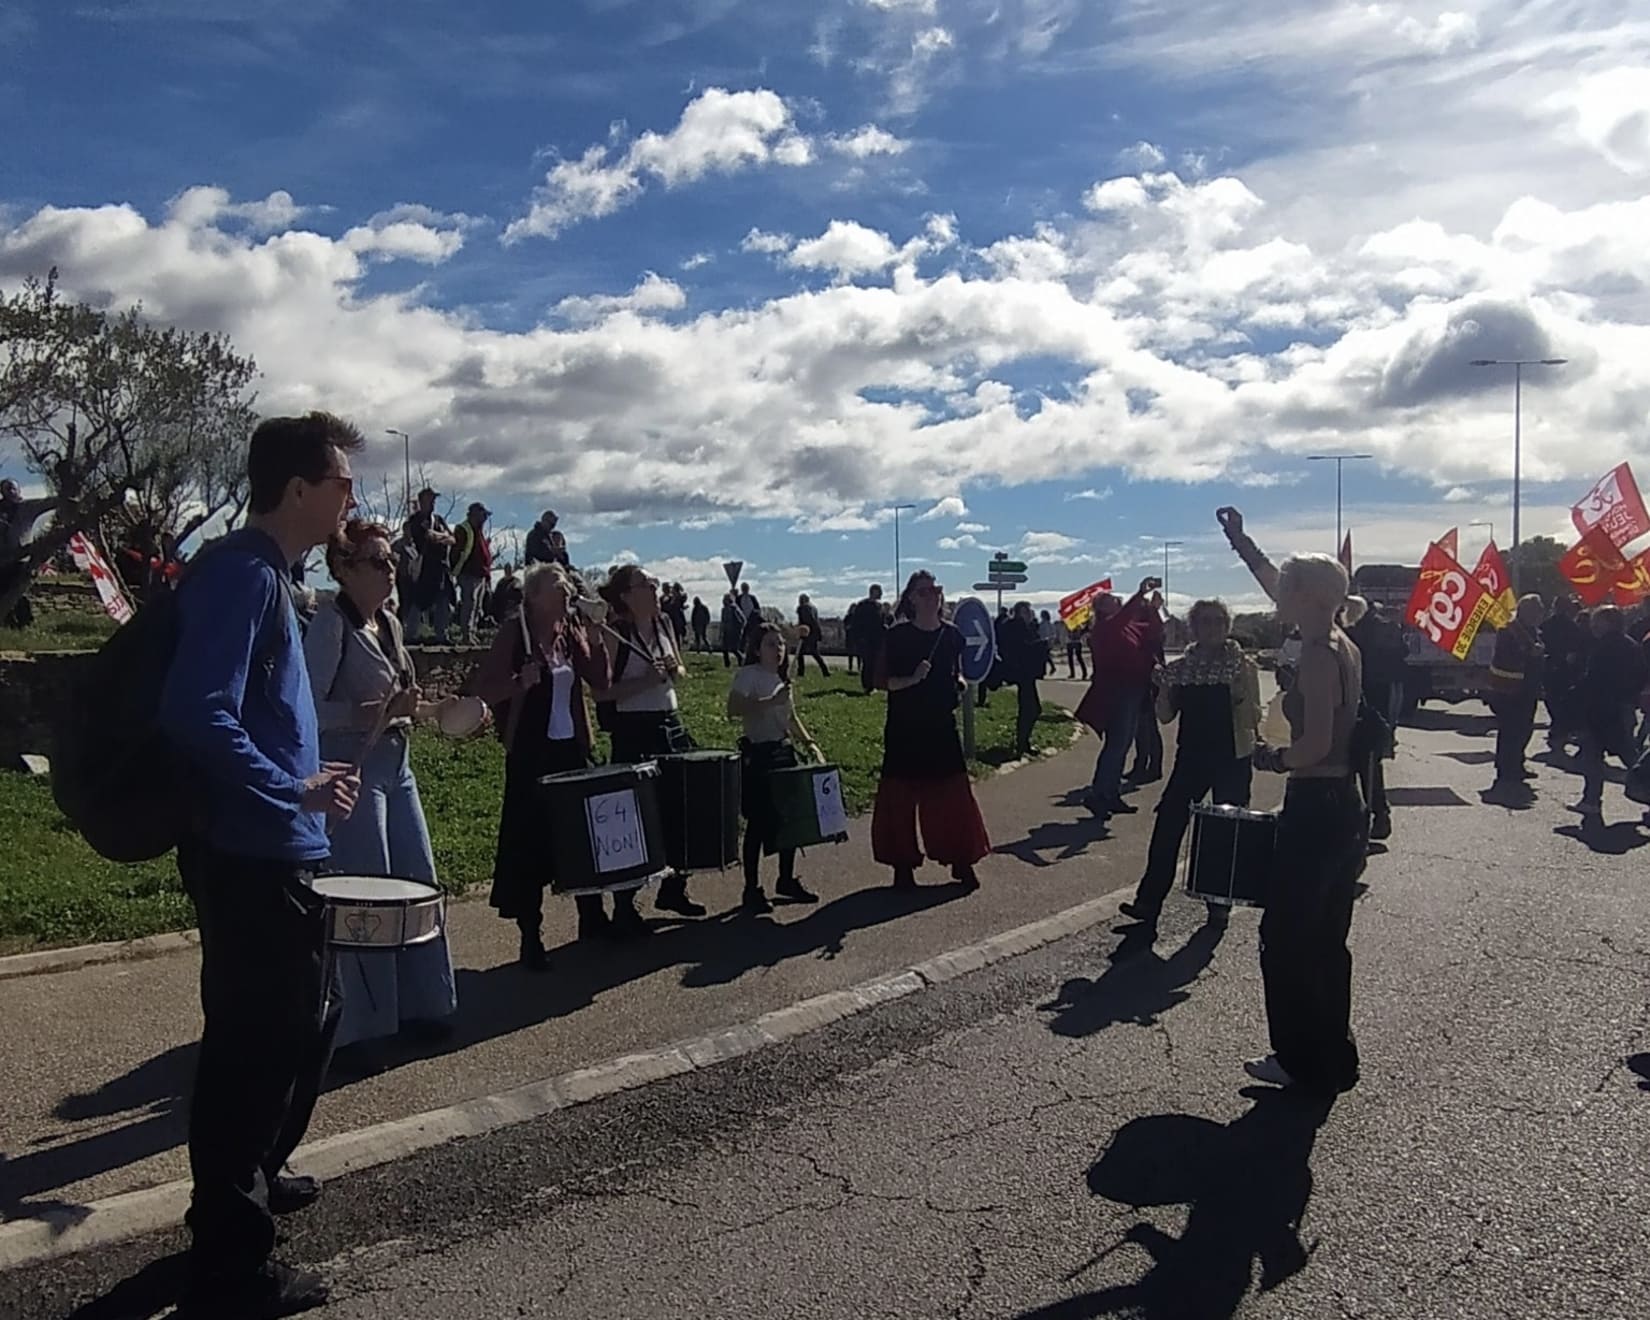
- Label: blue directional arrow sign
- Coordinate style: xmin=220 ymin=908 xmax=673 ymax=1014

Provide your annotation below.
xmin=953 ymin=597 xmax=997 ymax=685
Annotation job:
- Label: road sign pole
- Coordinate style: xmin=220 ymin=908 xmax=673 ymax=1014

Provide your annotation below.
xmin=962 ymin=682 xmax=976 ymax=759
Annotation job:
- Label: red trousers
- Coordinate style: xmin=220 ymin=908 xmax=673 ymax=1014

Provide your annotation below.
xmin=871 ymin=773 xmax=991 ymax=869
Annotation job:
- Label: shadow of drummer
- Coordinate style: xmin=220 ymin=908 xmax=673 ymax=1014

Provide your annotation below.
xmin=1038 ymin=912 xmax=1227 ymax=1041
xmin=1014 ymin=1088 xmax=1335 ymax=1320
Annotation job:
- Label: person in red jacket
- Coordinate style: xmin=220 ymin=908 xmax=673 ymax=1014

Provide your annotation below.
xmin=1076 ymin=577 xmax=1164 ymax=818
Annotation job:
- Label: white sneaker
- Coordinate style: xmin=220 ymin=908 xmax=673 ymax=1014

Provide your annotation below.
xmin=1243 ymin=1055 xmax=1295 ymax=1087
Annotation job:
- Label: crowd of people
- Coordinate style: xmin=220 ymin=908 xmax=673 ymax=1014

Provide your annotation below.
xmin=39 ymin=404 xmax=1650 ymax=1318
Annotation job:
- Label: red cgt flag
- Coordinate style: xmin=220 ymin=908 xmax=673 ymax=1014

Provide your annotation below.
xmin=1437 ymin=527 xmax=1459 ymax=560
xmin=1613 ymin=550 xmax=1650 ymax=607
xmin=1559 ymin=525 xmax=1630 ymax=607
xmin=1470 ymin=541 xmax=1516 ymax=628
xmin=1338 ymin=530 xmax=1353 ymax=575
xmin=1058 ymin=578 xmax=1113 ymax=632
xmin=1406 ymin=542 xmax=1496 ymax=661
xmin=1572 ymin=463 xmax=1650 ymax=550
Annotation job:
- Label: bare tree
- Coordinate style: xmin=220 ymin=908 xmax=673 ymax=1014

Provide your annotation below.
xmin=0 ymin=271 xmax=258 ymax=618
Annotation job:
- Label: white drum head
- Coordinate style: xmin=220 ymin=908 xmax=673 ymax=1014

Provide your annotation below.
xmin=437 ymin=695 xmax=487 ymax=738
xmin=312 ymin=875 xmax=438 ymax=902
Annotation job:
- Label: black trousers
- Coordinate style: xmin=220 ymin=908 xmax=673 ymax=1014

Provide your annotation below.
xmin=1260 ymin=778 xmax=1366 ymax=1094
xmin=799 ymin=637 xmax=829 ymax=676
xmin=1131 ymin=753 xmax=1253 ymax=916
xmin=1130 ymin=690 xmax=1163 ymax=777
xmin=1016 ymin=679 xmax=1042 ymax=754
xmin=857 ymin=643 xmax=879 ymax=692
xmin=1065 ymin=641 xmax=1087 ymax=679
xmin=1491 ymin=694 xmax=1537 ymax=783
xmin=180 ymin=838 xmax=340 ymax=1277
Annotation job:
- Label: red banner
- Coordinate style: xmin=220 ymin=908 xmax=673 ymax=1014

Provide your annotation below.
xmin=66 ymin=532 xmax=135 ymax=625
xmin=1338 ymin=531 xmax=1352 ymax=575
xmin=1437 ymin=527 xmax=1459 ymax=560
xmin=1572 ymin=463 xmax=1650 ymax=550
xmin=1058 ymin=578 xmax=1113 ymax=633
xmin=1559 ymin=525 xmax=1630 ymax=607
xmin=1470 ymin=542 xmax=1516 ymax=628
xmin=1406 ymin=542 xmax=1496 ymax=661
xmin=1613 ymin=551 xmax=1650 ymax=606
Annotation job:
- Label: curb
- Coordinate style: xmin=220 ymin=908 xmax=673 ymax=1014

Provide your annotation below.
xmin=0 ymin=888 xmax=1125 ymax=1273
xmin=0 ymin=719 xmax=1088 ymax=984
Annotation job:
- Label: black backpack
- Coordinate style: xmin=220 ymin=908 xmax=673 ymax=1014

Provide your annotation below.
xmin=51 ymin=540 xmax=275 ymax=863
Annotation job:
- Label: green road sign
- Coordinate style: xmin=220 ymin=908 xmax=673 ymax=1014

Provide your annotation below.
xmin=987 ymin=560 xmax=1027 ymax=574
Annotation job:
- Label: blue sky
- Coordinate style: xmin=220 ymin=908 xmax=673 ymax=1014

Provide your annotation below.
xmin=3 ymin=1 xmax=1649 ymax=612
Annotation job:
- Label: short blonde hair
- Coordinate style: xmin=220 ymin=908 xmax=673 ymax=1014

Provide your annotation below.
xmin=1278 ymin=553 xmax=1350 ymax=612
xmin=523 ymin=560 xmax=576 ymax=605
xmin=1342 ymin=595 xmax=1369 ymax=627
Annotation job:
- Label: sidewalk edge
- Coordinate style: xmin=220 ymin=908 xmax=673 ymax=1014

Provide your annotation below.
xmin=0 ymin=888 xmax=1124 ymax=1274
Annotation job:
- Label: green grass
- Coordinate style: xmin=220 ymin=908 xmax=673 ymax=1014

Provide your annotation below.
xmin=0 ymin=609 xmax=119 ymax=653
xmin=0 ymin=654 xmax=1072 ymax=953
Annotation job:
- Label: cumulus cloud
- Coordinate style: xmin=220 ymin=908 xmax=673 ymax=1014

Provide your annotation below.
xmin=506 ymin=89 xmax=814 ymax=241
xmin=1546 ymin=68 xmax=1650 ymax=175
xmin=787 ymin=220 xmax=901 ymax=278
xmin=1066 ymin=487 xmax=1113 ymax=501
xmin=828 ymin=125 xmax=912 ymax=158
xmin=553 ymin=273 xmax=687 ymax=324
xmin=917 ymin=495 xmax=968 ymax=521
xmin=340 ymin=205 xmax=477 ymax=264
xmin=1022 ymin=531 xmax=1082 ymax=557
xmin=168 ymin=186 xmax=308 ymax=233
xmin=1116 ymin=141 xmax=1167 ymax=170
xmin=937 ymin=533 xmax=978 ymax=550
xmin=955 ymin=521 xmax=990 ymax=534
xmin=741 ymin=227 xmax=793 ymax=254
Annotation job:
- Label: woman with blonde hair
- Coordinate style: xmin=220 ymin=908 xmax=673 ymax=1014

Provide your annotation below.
xmin=1219 ymin=507 xmax=1366 ymax=1095
xmin=473 ymin=560 xmax=629 ymax=968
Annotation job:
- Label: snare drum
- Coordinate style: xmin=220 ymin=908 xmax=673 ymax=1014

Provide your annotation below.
xmin=654 ymin=750 xmax=741 ymax=871
xmin=768 ymin=763 xmax=851 ymax=852
xmin=538 ymin=763 xmax=669 ymax=894
xmin=1183 ymin=804 xmax=1276 ymax=908
xmin=310 ymin=875 xmax=445 ymax=948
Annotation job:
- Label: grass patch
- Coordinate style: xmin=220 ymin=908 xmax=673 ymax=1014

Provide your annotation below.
xmin=0 ymin=654 xmax=1072 ymax=953
xmin=0 ymin=609 xmax=119 ymax=654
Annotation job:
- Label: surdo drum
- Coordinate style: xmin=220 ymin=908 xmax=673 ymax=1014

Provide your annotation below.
xmin=1183 ymin=804 xmax=1276 ymax=908
xmin=654 ymin=750 xmax=742 ymax=871
xmin=537 ymin=763 xmax=669 ymax=894
xmin=766 ymin=763 xmax=851 ymax=853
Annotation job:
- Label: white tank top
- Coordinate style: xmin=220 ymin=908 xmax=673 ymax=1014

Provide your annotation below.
xmin=614 ymin=618 xmax=680 ymax=714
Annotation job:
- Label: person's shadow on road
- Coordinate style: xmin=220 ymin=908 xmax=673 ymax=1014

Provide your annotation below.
xmin=1038 ymin=913 xmax=1227 ymax=1039
xmin=1553 ymin=820 xmax=1649 ymax=855
xmin=1014 ymin=1088 xmax=1335 ymax=1320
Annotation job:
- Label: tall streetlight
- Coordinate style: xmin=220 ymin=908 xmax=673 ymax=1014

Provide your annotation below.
xmin=1161 ymin=540 xmax=1182 ymax=612
xmin=1468 ymin=357 xmax=1567 ymax=591
xmin=1470 ymin=518 xmax=1495 ymax=547
xmin=890 ymin=503 xmax=916 ymax=588
xmin=385 ymin=428 xmax=412 ymax=516
xmin=1306 ymin=453 xmax=1374 ymax=554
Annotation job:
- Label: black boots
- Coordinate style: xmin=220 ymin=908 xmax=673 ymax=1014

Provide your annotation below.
xmin=655 ymin=873 xmax=707 ymax=918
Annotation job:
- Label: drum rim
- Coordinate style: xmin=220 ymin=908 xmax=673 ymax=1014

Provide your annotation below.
xmin=1188 ymin=804 xmax=1278 ymax=822
xmin=538 ymin=766 xmax=650 ymax=785
xmin=311 ymin=875 xmax=443 ymax=903
xmin=436 ymin=693 xmax=487 ymax=735
xmin=654 ymin=749 xmax=740 ymax=761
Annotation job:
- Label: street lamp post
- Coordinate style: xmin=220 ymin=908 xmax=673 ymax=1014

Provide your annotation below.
xmin=1162 ymin=540 xmax=1182 ymax=613
xmin=1468 ymin=358 xmax=1567 ymax=592
xmin=385 ymin=428 xmax=412 ymax=517
xmin=890 ymin=503 xmax=916 ymax=588
xmin=1306 ymin=453 xmax=1374 ymax=554
xmin=1470 ymin=519 xmax=1495 ymax=548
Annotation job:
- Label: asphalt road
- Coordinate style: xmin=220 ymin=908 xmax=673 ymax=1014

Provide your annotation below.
xmin=8 ymin=699 xmax=1649 ymax=1319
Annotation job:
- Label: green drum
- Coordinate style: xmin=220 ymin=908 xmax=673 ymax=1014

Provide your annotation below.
xmin=767 ymin=763 xmax=851 ymax=853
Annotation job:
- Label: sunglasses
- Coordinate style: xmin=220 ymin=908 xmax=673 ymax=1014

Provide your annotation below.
xmin=350 ymin=553 xmax=394 ymax=573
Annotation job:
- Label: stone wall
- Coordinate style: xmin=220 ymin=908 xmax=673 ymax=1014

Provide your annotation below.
xmin=0 ymin=651 xmax=91 ymax=765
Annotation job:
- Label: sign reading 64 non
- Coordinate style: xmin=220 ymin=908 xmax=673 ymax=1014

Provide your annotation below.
xmin=1406 ymin=542 xmax=1496 ymax=661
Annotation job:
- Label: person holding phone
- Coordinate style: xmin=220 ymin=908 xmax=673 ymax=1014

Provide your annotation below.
xmin=1076 ymin=577 xmax=1166 ymax=819
xmin=727 ymin=622 xmax=823 ymax=911
xmin=871 ymin=570 xmax=990 ymax=889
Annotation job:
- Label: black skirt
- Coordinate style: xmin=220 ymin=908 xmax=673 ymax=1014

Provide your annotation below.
xmin=490 ymin=736 xmax=589 ymax=919
xmin=610 ymin=708 xmax=695 ymax=763
xmin=741 ymin=738 xmax=799 ymax=849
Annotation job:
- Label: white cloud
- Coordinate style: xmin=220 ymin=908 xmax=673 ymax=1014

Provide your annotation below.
xmin=937 ymin=533 xmax=978 ymax=550
xmin=1443 ymin=486 xmax=1475 ymax=503
xmin=787 ymin=220 xmax=900 ymax=278
xmin=506 ymin=89 xmax=816 ymax=241
xmin=1066 ymin=487 xmax=1113 ymax=502
xmin=741 ymin=227 xmax=793 ymax=254
xmin=340 ymin=206 xmax=477 ymax=264
xmin=1022 ymin=531 xmax=1083 ymax=557
xmin=917 ymin=495 xmax=968 ymax=521
xmin=679 ymin=251 xmax=714 ymax=270
xmin=861 ymin=0 xmax=937 ymax=12
xmin=828 ymin=124 xmax=912 ymax=158
xmin=1546 ymin=68 xmax=1650 ymax=175
xmin=168 ymin=187 xmax=308 ymax=233
xmin=554 ymin=272 xmax=686 ymax=324
xmin=1116 ymin=141 xmax=1166 ymax=170
xmin=955 ymin=521 xmax=990 ymax=534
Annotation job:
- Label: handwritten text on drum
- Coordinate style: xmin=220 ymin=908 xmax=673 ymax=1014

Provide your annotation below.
xmin=585 ymin=789 xmax=649 ymax=874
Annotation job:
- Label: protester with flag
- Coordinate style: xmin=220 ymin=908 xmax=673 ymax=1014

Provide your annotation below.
xmin=1572 ymin=605 xmax=1646 ymax=822
xmin=1487 ymin=595 xmax=1546 ymax=800
xmin=1542 ymin=597 xmax=1587 ymax=753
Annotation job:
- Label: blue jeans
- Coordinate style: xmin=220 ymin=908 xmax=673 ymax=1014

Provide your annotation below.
xmin=1090 ymin=688 xmax=1143 ymax=803
xmin=320 ymin=729 xmax=457 ymax=1047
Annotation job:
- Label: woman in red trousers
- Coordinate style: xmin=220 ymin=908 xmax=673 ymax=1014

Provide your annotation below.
xmin=871 ymin=570 xmax=991 ymax=888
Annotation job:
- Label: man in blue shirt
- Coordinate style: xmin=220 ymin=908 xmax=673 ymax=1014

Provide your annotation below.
xmin=159 ymin=411 xmax=364 ymax=1319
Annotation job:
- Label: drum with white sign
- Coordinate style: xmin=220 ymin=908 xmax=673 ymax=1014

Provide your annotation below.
xmin=1183 ymin=803 xmax=1276 ymax=908
xmin=309 ymin=875 xmax=446 ymax=949
xmin=767 ymin=763 xmax=851 ymax=853
xmin=654 ymin=750 xmax=742 ymax=871
xmin=538 ymin=763 xmax=668 ymax=894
